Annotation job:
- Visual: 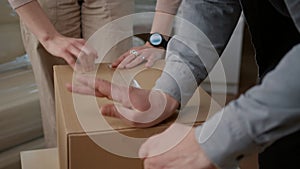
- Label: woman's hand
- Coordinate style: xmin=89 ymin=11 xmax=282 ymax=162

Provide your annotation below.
xmin=112 ymin=42 xmax=165 ymax=69
xmin=41 ymin=33 xmax=98 ymax=72
xmin=14 ymin=1 xmax=97 ymax=72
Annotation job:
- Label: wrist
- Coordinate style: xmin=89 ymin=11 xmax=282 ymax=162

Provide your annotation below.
xmin=147 ymin=33 xmax=169 ymax=49
xmin=145 ymin=41 xmax=165 ymax=50
xmin=39 ymin=31 xmax=61 ymax=46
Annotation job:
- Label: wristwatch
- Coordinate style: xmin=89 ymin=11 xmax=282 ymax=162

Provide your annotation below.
xmin=148 ymin=33 xmax=169 ymax=49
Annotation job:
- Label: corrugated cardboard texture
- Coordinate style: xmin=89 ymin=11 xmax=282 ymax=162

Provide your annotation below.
xmin=54 ymin=61 xmax=221 ymax=169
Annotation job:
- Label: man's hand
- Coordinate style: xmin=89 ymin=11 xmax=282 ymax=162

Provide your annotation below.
xmin=139 ymin=123 xmax=217 ymax=169
xmin=66 ymin=75 xmax=179 ymax=127
xmin=112 ymin=42 xmax=165 ymax=69
xmin=41 ymin=33 xmax=97 ymax=72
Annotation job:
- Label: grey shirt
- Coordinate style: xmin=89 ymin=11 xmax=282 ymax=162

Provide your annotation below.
xmin=196 ymin=45 xmax=300 ymax=168
xmin=154 ymin=0 xmax=300 ymax=168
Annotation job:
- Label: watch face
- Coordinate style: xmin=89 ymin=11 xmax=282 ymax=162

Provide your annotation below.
xmin=150 ymin=33 xmax=163 ymax=46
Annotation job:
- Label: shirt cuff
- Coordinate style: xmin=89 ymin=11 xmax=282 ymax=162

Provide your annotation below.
xmin=153 ymin=59 xmax=198 ymax=105
xmin=194 ymin=105 xmax=257 ymax=169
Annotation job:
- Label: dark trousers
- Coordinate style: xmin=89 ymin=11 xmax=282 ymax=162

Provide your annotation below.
xmin=259 ymin=130 xmax=300 ymax=169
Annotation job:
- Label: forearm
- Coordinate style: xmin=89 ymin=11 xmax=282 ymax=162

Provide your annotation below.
xmin=196 ymin=44 xmax=300 ymax=169
xmin=150 ymin=12 xmax=175 ymax=38
xmin=14 ymin=0 xmax=60 ymax=44
xmin=151 ymin=0 xmax=182 ymax=38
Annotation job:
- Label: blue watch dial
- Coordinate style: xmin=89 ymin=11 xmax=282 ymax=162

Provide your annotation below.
xmin=150 ymin=33 xmax=163 ymax=46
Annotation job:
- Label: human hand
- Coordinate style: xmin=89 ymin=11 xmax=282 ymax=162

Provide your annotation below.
xmin=66 ymin=75 xmax=179 ymax=127
xmin=112 ymin=42 xmax=165 ymax=69
xmin=41 ymin=33 xmax=97 ymax=72
xmin=139 ymin=123 xmax=217 ymax=169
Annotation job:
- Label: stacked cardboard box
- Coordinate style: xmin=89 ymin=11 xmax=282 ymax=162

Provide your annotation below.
xmin=0 ymin=68 xmax=42 ymax=152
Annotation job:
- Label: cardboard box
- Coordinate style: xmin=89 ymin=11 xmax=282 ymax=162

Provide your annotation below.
xmin=54 ymin=61 xmax=221 ymax=169
xmin=21 ymin=148 xmax=59 ymax=169
xmin=0 ymin=68 xmax=42 ymax=151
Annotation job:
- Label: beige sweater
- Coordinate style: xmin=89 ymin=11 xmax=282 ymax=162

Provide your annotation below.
xmin=8 ymin=0 xmax=33 ymax=9
xmin=9 ymin=0 xmax=182 ymax=13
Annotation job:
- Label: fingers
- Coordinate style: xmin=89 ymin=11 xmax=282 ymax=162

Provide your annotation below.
xmin=70 ymin=75 xmax=132 ymax=106
xmin=66 ymin=81 xmax=107 ymax=97
xmin=125 ymin=53 xmax=148 ymax=68
xmin=117 ymin=53 xmax=137 ymax=68
xmin=101 ymin=104 xmax=121 ymax=118
xmin=145 ymin=54 xmax=156 ymax=68
xmin=58 ymin=38 xmax=97 ymax=72
xmin=74 ymin=75 xmax=130 ymax=105
xmin=75 ymin=76 xmax=112 ymax=98
xmin=111 ymin=51 xmax=130 ymax=68
xmin=66 ymin=75 xmax=112 ymax=98
xmin=100 ymin=103 xmax=154 ymax=128
xmin=76 ymin=39 xmax=86 ymax=45
xmin=100 ymin=91 xmax=167 ymax=127
xmin=112 ymin=47 xmax=140 ymax=68
xmin=64 ymin=42 xmax=86 ymax=71
xmin=66 ymin=82 xmax=96 ymax=95
xmin=112 ymin=45 xmax=149 ymax=68
xmin=63 ymin=52 xmax=76 ymax=69
xmin=42 ymin=34 xmax=97 ymax=72
xmin=113 ymin=46 xmax=166 ymax=69
xmin=101 ymin=104 xmax=134 ymax=123
xmin=67 ymin=44 xmax=81 ymax=59
xmin=73 ymin=40 xmax=97 ymax=72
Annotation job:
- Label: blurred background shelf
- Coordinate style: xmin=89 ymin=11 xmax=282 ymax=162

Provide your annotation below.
xmin=0 ymin=138 xmax=45 ymax=169
xmin=0 ymin=63 xmax=42 ymax=152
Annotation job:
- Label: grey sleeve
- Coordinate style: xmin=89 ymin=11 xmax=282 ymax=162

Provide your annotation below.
xmin=196 ymin=44 xmax=300 ymax=169
xmin=154 ymin=0 xmax=241 ymax=105
xmin=284 ymin=0 xmax=300 ymax=32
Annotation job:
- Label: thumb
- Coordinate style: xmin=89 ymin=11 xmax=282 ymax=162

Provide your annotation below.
xmin=100 ymin=104 xmax=122 ymax=118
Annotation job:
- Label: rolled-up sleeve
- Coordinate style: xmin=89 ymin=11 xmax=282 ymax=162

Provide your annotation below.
xmin=8 ymin=0 xmax=33 ymax=9
xmin=196 ymin=44 xmax=300 ymax=169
